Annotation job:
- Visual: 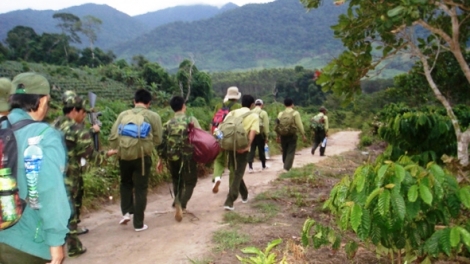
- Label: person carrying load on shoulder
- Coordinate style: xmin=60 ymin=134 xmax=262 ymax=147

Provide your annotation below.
xmin=310 ymin=106 xmax=329 ymax=156
xmin=0 ymin=72 xmax=70 ymax=264
xmin=108 ymin=89 xmax=162 ymax=232
xmin=210 ymin=86 xmax=242 ymax=194
xmin=218 ymin=94 xmax=259 ymax=211
xmin=53 ymin=90 xmax=117 ymax=257
xmin=274 ymin=98 xmax=306 ymax=172
xmin=247 ymin=99 xmax=270 ymax=172
xmin=156 ymin=96 xmax=201 ymax=222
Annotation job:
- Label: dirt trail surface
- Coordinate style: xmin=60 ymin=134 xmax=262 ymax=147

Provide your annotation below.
xmin=66 ymin=131 xmax=360 ymax=264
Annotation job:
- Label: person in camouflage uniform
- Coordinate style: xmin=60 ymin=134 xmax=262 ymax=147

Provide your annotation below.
xmin=157 ymin=96 xmax=201 ymax=222
xmin=53 ymin=90 xmax=116 ymax=257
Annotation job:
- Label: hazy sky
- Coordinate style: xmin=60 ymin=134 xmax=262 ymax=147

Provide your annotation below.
xmin=1 ymin=0 xmax=275 ymax=16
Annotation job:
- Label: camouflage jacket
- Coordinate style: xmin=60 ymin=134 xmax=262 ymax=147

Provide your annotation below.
xmin=53 ymin=116 xmax=105 ymax=181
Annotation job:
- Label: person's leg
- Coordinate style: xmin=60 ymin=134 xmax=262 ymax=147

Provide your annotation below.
xmin=169 ymin=159 xmax=182 ymax=206
xmin=75 ymin=175 xmax=84 ymax=222
xmin=283 ymin=135 xmax=298 ymax=171
xmin=257 ymin=134 xmax=266 ymax=168
xmin=119 ymin=159 xmax=135 ymax=216
xmin=212 ymin=150 xmax=227 ymax=180
xmin=319 ymin=131 xmax=327 ymax=156
xmin=180 ymin=159 xmax=198 ymax=209
xmin=312 ymin=132 xmax=321 ymax=155
xmin=0 ymin=243 xmax=50 ymax=264
xmin=66 ymin=187 xmax=86 ymax=256
xmin=247 ymin=138 xmax=257 ymax=170
xmin=281 ymin=136 xmax=288 ymax=164
xmin=133 ymin=156 xmax=151 ymax=229
xmin=224 ymin=152 xmax=249 ymax=208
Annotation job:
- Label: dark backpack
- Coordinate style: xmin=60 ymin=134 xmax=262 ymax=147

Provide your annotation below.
xmin=310 ymin=114 xmax=325 ymax=132
xmin=0 ymin=116 xmax=36 ymax=231
xmin=211 ymin=102 xmax=235 ymax=133
xmin=157 ymin=116 xmax=193 ymax=162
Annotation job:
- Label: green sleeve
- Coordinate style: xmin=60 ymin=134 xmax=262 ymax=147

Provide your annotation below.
xmin=108 ymin=111 xmax=125 ymax=149
xmin=150 ymin=112 xmax=163 ymax=146
xmin=262 ymin=110 xmax=270 ymax=136
xmin=324 ymin=115 xmax=329 ymax=132
xmin=191 ymin=116 xmax=202 ymax=129
xmin=294 ymin=111 xmax=305 ymax=136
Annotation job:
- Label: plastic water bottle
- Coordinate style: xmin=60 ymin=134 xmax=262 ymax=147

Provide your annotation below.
xmin=0 ymin=168 xmax=20 ymax=223
xmin=321 ymin=137 xmax=327 ymax=148
xmin=24 ymin=136 xmax=43 ymax=209
xmin=213 ymin=128 xmax=224 ymax=140
xmin=264 ymin=143 xmax=270 ymax=160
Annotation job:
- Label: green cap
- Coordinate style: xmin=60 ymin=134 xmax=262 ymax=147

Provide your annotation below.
xmin=62 ymin=90 xmax=89 ymax=112
xmin=0 ymin=78 xmax=12 ymax=112
xmin=12 ymin=72 xmax=50 ymax=95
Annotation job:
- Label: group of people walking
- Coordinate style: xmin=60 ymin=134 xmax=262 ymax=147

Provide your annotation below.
xmin=0 ymin=73 xmax=329 ymax=264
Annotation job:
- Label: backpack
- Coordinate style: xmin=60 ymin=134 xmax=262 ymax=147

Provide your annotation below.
xmin=0 ymin=116 xmax=37 ymax=231
xmin=218 ymin=111 xmax=252 ymax=151
xmin=157 ymin=116 xmax=193 ymax=162
xmin=274 ymin=111 xmax=297 ymax=136
xmin=117 ymin=109 xmax=153 ymax=161
xmin=211 ymin=101 xmax=235 ymax=133
xmin=310 ymin=114 xmax=325 ymax=132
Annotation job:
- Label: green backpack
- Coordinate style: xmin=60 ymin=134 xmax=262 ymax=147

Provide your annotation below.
xmin=117 ymin=109 xmax=153 ymax=161
xmin=310 ymin=114 xmax=325 ymax=132
xmin=275 ymin=111 xmax=297 ymax=136
xmin=218 ymin=111 xmax=252 ymax=151
xmin=157 ymin=116 xmax=193 ymax=161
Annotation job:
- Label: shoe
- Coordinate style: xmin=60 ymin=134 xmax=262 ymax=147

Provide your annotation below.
xmin=311 ymin=148 xmax=315 ymax=155
xmin=262 ymin=165 xmax=269 ymax=170
xmin=68 ymin=247 xmax=87 ymax=258
xmin=135 ymin=224 xmax=148 ymax=232
xmin=248 ymin=168 xmax=254 ymax=173
xmin=77 ymin=227 xmax=89 ymax=236
xmin=224 ymin=205 xmax=234 ymax=211
xmin=119 ymin=213 xmax=131 ymax=225
xmin=242 ymin=195 xmax=249 ymax=203
xmin=212 ymin=176 xmax=221 ymax=194
xmin=175 ymin=204 xmax=183 ymax=222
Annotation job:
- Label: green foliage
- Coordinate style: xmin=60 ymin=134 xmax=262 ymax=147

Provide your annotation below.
xmin=236 ymin=238 xmax=287 ymax=264
xmin=320 ymin=156 xmax=470 ymax=262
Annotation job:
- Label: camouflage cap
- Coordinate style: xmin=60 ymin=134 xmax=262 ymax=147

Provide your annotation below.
xmin=0 ymin=78 xmax=12 ymax=112
xmin=62 ymin=90 xmax=89 ymax=112
xmin=12 ymin=72 xmax=50 ymax=95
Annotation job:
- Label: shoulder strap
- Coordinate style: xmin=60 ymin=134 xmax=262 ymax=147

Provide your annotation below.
xmin=223 ymin=101 xmax=235 ymax=110
xmin=240 ymin=111 xmax=253 ymax=120
xmin=12 ymin=119 xmax=37 ymax=131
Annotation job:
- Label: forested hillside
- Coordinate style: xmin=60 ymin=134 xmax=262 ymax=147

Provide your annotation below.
xmin=134 ymin=3 xmax=238 ymax=29
xmin=0 ymin=4 xmax=148 ymax=50
xmin=113 ymin=0 xmax=348 ymax=71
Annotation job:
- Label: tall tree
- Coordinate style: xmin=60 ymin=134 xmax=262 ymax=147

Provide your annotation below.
xmin=52 ymin=12 xmax=81 ymax=60
xmin=6 ymin=26 xmax=40 ymax=61
xmin=301 ymin=0 xmax=470 ymax=166
xmin=80 ymin=15 xmax=102 ymax=61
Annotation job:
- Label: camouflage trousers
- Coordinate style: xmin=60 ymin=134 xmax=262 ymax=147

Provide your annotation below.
xmin=66 ymin=175 xmax=85 ymax=256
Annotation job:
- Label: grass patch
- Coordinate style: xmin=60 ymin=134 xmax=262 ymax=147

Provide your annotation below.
xmin=213 ymin=229 xmax=250 ymax=252
xmin=187 ymin=257 xmax=214 ymax=264
xmin=253 ymin=202 xmax=279 ymax=218
xmin=255 ymin=187 xmax=289 ymax=202
xmin=223 ymin=211 xmax=265 ymax=224
xmin=279 ymin=164 xmax=316 ymax=179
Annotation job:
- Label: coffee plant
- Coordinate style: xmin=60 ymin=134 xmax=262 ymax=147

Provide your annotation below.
xmin=302 ymin=154 xmax=470 ymax=263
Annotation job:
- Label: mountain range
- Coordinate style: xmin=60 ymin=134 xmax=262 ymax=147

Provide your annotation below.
xmin=0 ymin=0 xmax=350 ymax=72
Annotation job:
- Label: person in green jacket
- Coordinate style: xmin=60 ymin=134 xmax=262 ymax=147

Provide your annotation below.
xmin=109 ymin=89 xmax=163 ymax=232
xmin=211 ymin=86 xmax=242 ymax=194
xmin=248 ymin=99 xmax=270 ymax=172
xmin=157 ymin=96 xmax=201 ymax=222
xmin=0 ymin=73 xmax=71 ymax=264
xmin=276 ymin=98 xmax=306 ymax=171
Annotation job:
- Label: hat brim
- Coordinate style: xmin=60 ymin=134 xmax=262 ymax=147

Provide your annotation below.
xmin=226 ymin=93 xmax=241 ymax=100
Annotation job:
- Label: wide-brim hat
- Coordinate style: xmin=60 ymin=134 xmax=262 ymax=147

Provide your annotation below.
xmin=0 ymin=78 xmax=12 ymax=112
xmin=225 ymin=86 xmax=241 ymax=100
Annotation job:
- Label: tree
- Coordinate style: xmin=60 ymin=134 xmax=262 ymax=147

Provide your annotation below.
xmin=301 ymin=0 xmax=470 ymax=166
xmin=80 ymin=15 xmax=102 ymax=62
xmin=52 ymin=13 xmax=81 ymax=61
xmin=6 ymin=26 xmax=40 ymax=61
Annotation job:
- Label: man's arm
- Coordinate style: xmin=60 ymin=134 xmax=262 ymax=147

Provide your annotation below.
xmin=294 ymin=111 xmax=306 ymax=141
xmin=324 ymin=115 xmax=329 ymax=135
xmin=108 ymin=112 xmax=125 ymax=149
xmin=47 ymin=245 xmax=65 ymax=264
xmin=191 ymin=116 xmax=202 ymax=129
xmin=262 ymin=111 xmax=270 ymax=139
xmin=151 ymin=112 xmax=163 ymax=146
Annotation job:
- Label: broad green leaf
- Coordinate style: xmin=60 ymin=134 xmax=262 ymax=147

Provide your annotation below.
xmin=376 ymin=164 xmax=389 ymax=187
xmin=350 ymin=204 xmax=363 ymax=232
xmin=391 ymin=191 xmax=406 ymax=220
xmin=241 ymin=247 xmax=263 ymax=255
xmin=394 ymin=164 xmax=406 ymax=182
xmin=265 ymin=238 xmax=282 ymax=253
xmin=339 ymin=206 xmax=351 ymax=230
xmin=378 ymin=189 xmax=391 ymax=216
xmin=439 ymin=228 xmax=451 ymax=256
xmin=365 ymin=187 xmax=383 ymax=208
xmin=420 ymin=257 xmax=432 ymax=264
xmin=458 ymin=227 xmax=470 ymax=246
xmin=419 ymin=184 xmax=433 ymax=205
xmin=459 ymin=186 xmax=470 ymax=208
xmin=429 ymin=163 xmax=445 ymax=182
xmin=450 ymin=227 xmax=461 ymax=247
xmin=408 ymin=185 xmax=419 ymax=202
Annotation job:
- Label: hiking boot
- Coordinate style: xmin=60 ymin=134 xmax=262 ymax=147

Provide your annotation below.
xmin=119 ymin=213 xmax=131 ymax=225
xmin=175 ymin=204 xmax=183 ymax=222
xmin=68 ymin=247 xmax=87 ymax=258
xmin=242 ymin=195 xmax=249 ymax=204
xmin=212 ymin=176 xmax=221 ymax=194
xmin=224 ymin=205 xmax=234 ymax=211
xmin=311 ymin=147 xmax=315 ymax=155
xmin=248 ymin=168 xmax=254 ymax=173
xmin=135 ymin=224 xmax=148 ymax=232
xmin=77 ymin=227 xmax=89 ymax=236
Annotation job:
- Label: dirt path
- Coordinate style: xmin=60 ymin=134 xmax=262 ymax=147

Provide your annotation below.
xmin=66 ymin=131 xmax=360 ymax=264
